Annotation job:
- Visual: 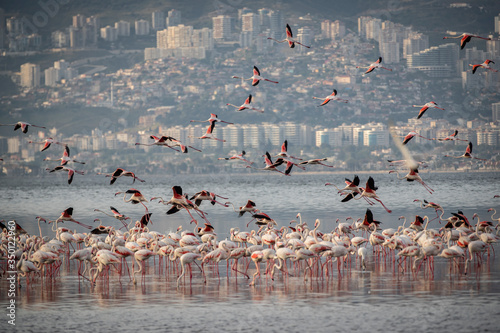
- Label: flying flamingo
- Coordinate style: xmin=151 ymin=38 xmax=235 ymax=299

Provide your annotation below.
xmin=165 ymin=136 xmax=202 ymax=153
xmin=401 ymin=131 xmax=433 ymax=145
xmin=232 ymin=66 xmax=279 ymax=86
xmin=412 ymin=101 xmax=444 ymax=119
xmin=190 ymin=120 xmax=225 ymax=142
xmin=93 ymin=206 xmax=130 ymax=228
xmin=218 ymin=151 xmax=253 ymax=164
xmin=247 ymin=211 xmax=277 ymax=228
xmin=470 ymin=59 xmax=497 ymax=74
xmin=46 ymin=165 xmax=84 ymax=184
xmin=189 ymin=190 xmax=229 ymax=207
xmin=98 ymin=168 xmax=145 ymax=185
xmin=135 ymin=135 xmax=183 ymax=152
xmin=312 ymin=89 xmax=348 ymax=106
xmin=0 ymin=121 xmax=46 ymax=133
xmin=275 ymin=140 xmax=302 ymax=160
xmin=414 ymin=199 xmax=442 ymax=222
xmin=115 ymin=188 xmax=149 ymax=213
xmin=299 ymin=158 xmax=333 ymax=167
xmin=190 ymin=113 xmax=233 ymax=124
xmin=226 ymin=94 xmax=264 ymax=113
xmin=28 ymin=138 xmax=65 ymax=152
xmin=437 ymin=129 xmax=467 ymax=142
xmin=226 ymin=200 xmax=258 ymax=217
xmin=356 ymin=57 xmax=392 ymax=75
xmin=444 ymin=142 xmax=486 ymax=161
xmin=354 ymin=177 xmax=392 ymax=213
xmin=152 ymin=185 xmax=208 ymax=224
xmin=246 ymin=152 xmax=293 ymax=176
xmin=267 ymin=23 xmax=311 ymax=48
xmin=44 ymin=146 xmax=85 ymax=166
xmin=325 ymin=175 xmax=361 ymax=194
xmin=49 ymin=207 xmax=92 ymax=229
xmin=443 ymin=33 xmax=491 ymax=49
xmin=389 ymin=167 xmax=434 ymax=194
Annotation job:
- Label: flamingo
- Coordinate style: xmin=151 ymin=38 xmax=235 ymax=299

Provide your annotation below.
xmin=165 ymin=136 xmax=202 ymax=153
xmin=132 ymin=248 xmax=156 ymax=284
xmin=190 ymin=120 xmax=225 ymax=142
xmin=28 ymin=138 xmax=65 ymax=152
xmin=437 ymin=129 xmax=467 ymax=142
xmin=247 ymin=211 xmax=277 ymax=228
xmin=312 ymin=89 xmax=348 ymax=106
xmin=389 ymin=167 xmax=434 ymax=194
xmin=177 ymin=252 xmax=205 ymax=287
xmin=93 ymin=206 xmax=130 ymax=227
xmin=190 ymin=113 xmax=233 ymax=124
xmin=246 ymin=152 xmax=293 ymax=176
xmin=46 ymin=166 xmax=84 ymax=184
xmin=275 ymin=140 xmax=302 ymax=160
xmin=115 ymin=188 xmax=149 ymax=213
xmin=356 ymin=57 xmax=392 ymax=75
xmin=354 ymin=176 xmax=392 ymax=213
xmin=443 ymin=33 xmax=491 ymax=49
xmin=189 ymin=190 xmax=229 ymax=207
xmin=325 ymin=175 xmax=361 ymax=195
xmin=412 ymin=101 xmax=444 ymax=119
xmin=227 ymin=200 xmax=258 ymax=217
xmin=401 ymin=131 xmax=433 ymax=145
xmin=134 ymin=135 xmax=183 ymax=152
xmin=226 ymin=94 xmax=264 ymax=113
xmin=232 ymin=66 xmax=278 ymax=86
xmin=43 ymin=145 xmax=85 ymax=166
xmin=98 ymin=168 xmax=145 ymax=185
xmin=414 ymin=199 xmax=442 ymax=222
xmin=267 ymin=23 xmax=311 ymax=48
xmin=444 ymin=142 xmax=486 ymax=161
xmin=152 ymin=186 xmax=208 ymax=224
xmin=299 ymin=158 xmax=333 ymax=168
xmin=470 ymin=59 xmax=497 ymax=74
xmin=248 ymin=250 xmax=265 ymax=286
xmin=0 ymin=121 xmax=45 ymax=133
xmin=218 ymin=151 xmax=253 ymax=164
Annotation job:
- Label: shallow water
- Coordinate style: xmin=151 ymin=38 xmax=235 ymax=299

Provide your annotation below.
xmin=1 ymin=172 xmax=500 ymax=332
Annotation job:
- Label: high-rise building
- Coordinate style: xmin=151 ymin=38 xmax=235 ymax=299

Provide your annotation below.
xmin=268 ymin=10 xmax=283 ymax=40
xmin=407 ymin=43 xmax=459 ymax=77
xmin=258 ymin=8 xmax=270 ymax=27
xmin=403 ymin=32 xmax=429 ymax=59
xmin=322 ymin=20 xmax=345 ymax=40
xmin=44 ymin=67 xmax=60 ymax=87
xmin=51 ymin=30 xmax=68 ymax=48
xmin=135 ymin=19 xmax=150 ymax=35
xmin=212 ymin=15 xmax=231 ymax=40
xmin=100 ymin=25 xmax=118 ymax=41
xmin=115 ymin=21 xmax=130 ymax=36
xmin=152 ymin=11 xmax=165 ymax=30
xmin=297 ymin=27 xmax=312 ymax=51
xmin=0 ymin=8 xmax=5 ymax=49
xmin=486 ymin=38 xmax=500 ymax=58
xmin=167 ymin=9 xmax=181 ymax=27
xmin=20 ymin=63 xmax=40 ymax=88
xmin=241 ymin=13 xmax=259 ymax=37
xmin=6 ymin=17 xmax=22 ymax=36
xmin=493 ymin=102 xmax=500 ymax=122
xmin=72 ymin=14 xmax=85 ymax=28
xmin=192 ymin=28 xmax=213 ymax=50
xmin=495 ymin=13 xmax=500 ymax=34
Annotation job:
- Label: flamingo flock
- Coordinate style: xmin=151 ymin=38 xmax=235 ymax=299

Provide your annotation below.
xmin=1 ymin=18 xmax=498 ymax=294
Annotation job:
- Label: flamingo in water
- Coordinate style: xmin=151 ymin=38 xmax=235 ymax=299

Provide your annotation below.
xmin=443 ymin=33 xmax=491 ymax=49
xmin=356 ymin=57 xmax=392 ymax=75
xmin=412 ymin=101 xmax=444 ymax=119
xmin=226 ymin=94 xmax=264 ymax=113
xmin=444 ymin=142 xmax=486 ymax=161
xmin=312 ymin=89 xmax=348 ymax=106
xmin=470 ymin=60 xmax=497 ymax=74
xmin=267 ymin=24 xmax=311 ymax=48
xmin=232 ymin=66 xmax=278 ymax=86
xmin=0 ymin=121 xmax=45 ymax=133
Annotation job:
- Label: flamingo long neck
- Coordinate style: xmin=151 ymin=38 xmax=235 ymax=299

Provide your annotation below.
xmin=313 ymin=220 xmax=320 ymax=243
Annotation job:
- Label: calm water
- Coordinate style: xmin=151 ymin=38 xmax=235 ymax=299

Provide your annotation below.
xmin=1 ymin=171 xmax=500 ymax=332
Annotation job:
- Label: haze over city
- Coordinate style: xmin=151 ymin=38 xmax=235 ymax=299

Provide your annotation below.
xmin=0 ymin=0 xmax=500 ymax=175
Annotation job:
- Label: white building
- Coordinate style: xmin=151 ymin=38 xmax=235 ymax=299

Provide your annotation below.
xmin=135 ymin=19 xmax=150 ymax=35
xmin=20 ymin=63 xmax=40 ymax=88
